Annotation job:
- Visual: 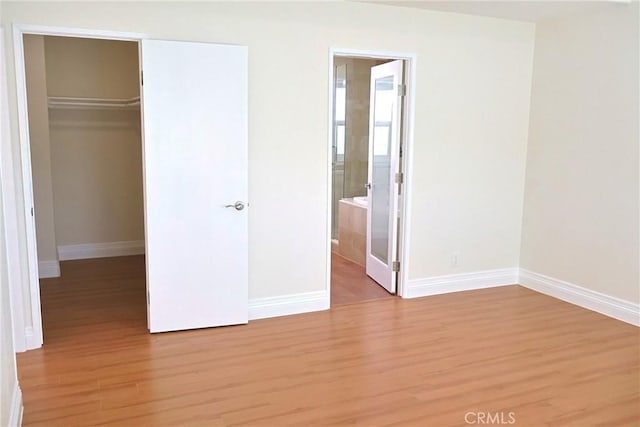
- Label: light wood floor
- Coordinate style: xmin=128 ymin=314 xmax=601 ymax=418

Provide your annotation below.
xmin=331 ymin=253 xmax=393 ymax=305
xmin=18 ymin=256 xmax=640 ymax=426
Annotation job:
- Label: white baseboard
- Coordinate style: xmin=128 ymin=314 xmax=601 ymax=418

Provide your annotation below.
xmin=519 ymin=269 xmax=640 ymax=327
xmin=249 ymin=290 xmax=329 ymax=321
xmin=38 ymin=260 xmax=60 ymax=278
xmin=405 ymin=268 xmax=519 ymax=299
xmin=9 ymin=384 xmax=23 ymax=427
xmin=58 ymin=240 xmax=145 ymax=261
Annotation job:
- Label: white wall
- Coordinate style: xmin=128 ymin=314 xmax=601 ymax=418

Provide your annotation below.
xmin=521 ymin=2 xmax=640 ymax=304
xmin=1 ymin=2 xmax=535 ymax=334
xmin=407 ymin=33 xmax=533 ymax=278
xmin=0 ymin=177 xmax=19 ymax=427
xmin=0 ymin=23 xmax=21 ymax=427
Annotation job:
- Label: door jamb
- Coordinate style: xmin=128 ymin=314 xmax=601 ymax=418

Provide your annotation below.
xmin=327 ymin=47 xmax=417 ymax=301
xmin=10 ymin=24 xmax=147 ymax=350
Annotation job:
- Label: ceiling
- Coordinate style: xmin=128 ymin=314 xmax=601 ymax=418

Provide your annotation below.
xmin=360 ymin=0 xmax=630 ymax=22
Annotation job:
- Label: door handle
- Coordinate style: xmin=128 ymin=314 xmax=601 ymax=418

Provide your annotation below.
xmin=365 ymin=183 xmax=372 ymax=190
xmin=225 ymin=201 xmax=246 ymax=211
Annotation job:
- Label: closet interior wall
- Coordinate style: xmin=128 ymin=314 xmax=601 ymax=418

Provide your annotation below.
xmin=24 ymin=35 xmax=143 ymax=274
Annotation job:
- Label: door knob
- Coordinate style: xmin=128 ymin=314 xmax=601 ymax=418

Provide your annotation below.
xmin=225 ymin=201 xmax=245 ymax=211
xmin=365 ymin=183 xmax=372 ymax=190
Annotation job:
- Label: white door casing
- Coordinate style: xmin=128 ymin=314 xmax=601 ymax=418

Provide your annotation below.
xmin=365 ymin=60 xmax=404 ymax=294
xmin=141 ymin=40 xmax=249 ymax=333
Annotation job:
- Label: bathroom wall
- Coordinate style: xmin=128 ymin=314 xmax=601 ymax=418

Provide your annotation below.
xmin=335 ymin=57 xmax=387 ymax=199
xmin=331 ymin=63 xmax=346 ymax=241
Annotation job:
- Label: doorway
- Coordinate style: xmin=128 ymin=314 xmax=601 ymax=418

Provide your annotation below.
xmin=328 ymin=49 xmax=416 ymax=306
xmin=22 ymin=34 xmax=147 ymax=343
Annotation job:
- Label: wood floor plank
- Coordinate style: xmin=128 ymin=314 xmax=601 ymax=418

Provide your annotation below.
xmin=17 ymin=255 xmax=640 ymax=426
xmin=331 ymin=253 xmax=393 ymax=305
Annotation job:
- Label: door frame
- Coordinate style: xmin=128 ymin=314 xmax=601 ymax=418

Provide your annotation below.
xmin=10 ymin=24 xmax=147 ymax=350
xmin=327 ymin=48 xmax=417 ymax=300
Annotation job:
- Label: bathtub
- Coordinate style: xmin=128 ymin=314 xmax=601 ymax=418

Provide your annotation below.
xmin=338 ymin=198 xmax=368 ymax=266
xmin=352 ymin=196 xmax=368 ymax=208
xmin=339 ymin=196 xmax=368 ymax=208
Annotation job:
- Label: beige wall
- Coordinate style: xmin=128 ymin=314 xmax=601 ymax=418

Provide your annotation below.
xmin=521 ymin=3 xmax=640 ymax=303
xmin=25 ymin=35 xmax=143 ymax=255
xmin=44 ymin=36 xmax=139 ymax=99
xmin=48 ymin=109 xmax=144 ymax=245
xmin=44 ymin=37 xmax=143 ymax=246
xmin=24 ymin=34 xmax=58 ymax=263
xmin=1 ymin=2 xmax=535 ymax=309
xmin=1 ymin=22 xmax=20 ymax=426
xmin=335 ymin=57 xmax=386 ymax=199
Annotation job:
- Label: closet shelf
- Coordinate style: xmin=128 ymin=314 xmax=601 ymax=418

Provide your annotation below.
xmin=48 ymin=96 xmax=140 ymax=110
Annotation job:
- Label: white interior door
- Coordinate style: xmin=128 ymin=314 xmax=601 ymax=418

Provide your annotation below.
xmin=365 ymin=60 xmax=404 ymax=294
xmin=141 ymin=40 xmax=248 ymax=333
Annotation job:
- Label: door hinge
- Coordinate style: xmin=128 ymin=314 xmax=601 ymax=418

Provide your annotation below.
xmin=395 ymin=172 xmax=403 ymax=184
xmin=30 ymin=207 xmax=34 ymax=217
xmin=392 ymin=261 xmax=400 ymax=272
xmin=398 ymin=84 xmax=406 ymax=97
xmin=141 ymin=70 xmax=144 ymax=86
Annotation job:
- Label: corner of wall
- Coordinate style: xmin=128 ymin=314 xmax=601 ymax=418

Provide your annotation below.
xmin=517 ymin=21 xmax=538 ymax=270
xmin=518 ymin=4 xmax=640 ymax=308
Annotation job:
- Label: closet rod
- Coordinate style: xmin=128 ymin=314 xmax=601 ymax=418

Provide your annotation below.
xmin=48 ymin=96 xmax=140 ymax=110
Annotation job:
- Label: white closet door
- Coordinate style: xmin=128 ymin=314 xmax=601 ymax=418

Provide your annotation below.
xmin=141 ymin=40 xmax=248 ymax=333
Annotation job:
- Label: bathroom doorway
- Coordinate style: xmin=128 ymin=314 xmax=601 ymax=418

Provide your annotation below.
xmin=328 ymin=50 xmax=415 ymax=305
